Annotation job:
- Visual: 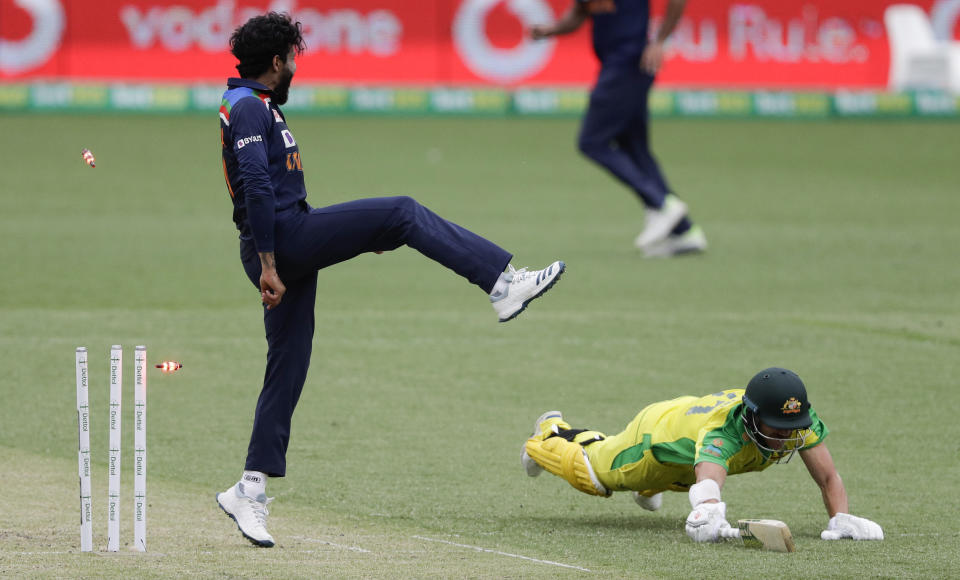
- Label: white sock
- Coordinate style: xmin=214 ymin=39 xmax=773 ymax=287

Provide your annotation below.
xmin=489 ymin=268 xmax=512 ymax=298
xmin=239 ymin=470 xmax=267 ymax=498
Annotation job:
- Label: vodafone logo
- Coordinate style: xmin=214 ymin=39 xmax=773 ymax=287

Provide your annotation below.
xmin=0 ymin=0 xmax=65 ymax=74
xmin=453 ymin=0 xmax=555 ymax=83
xmin=120 ymin=0 xmax=402 ymax=55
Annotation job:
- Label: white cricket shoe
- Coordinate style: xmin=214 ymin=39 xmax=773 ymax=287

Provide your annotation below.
xmin=634 ymin=195 xmax=688 ymax=249
xmin=217 ymin=483 xmax=275 ymax=547
xmin=491 ymin=261 xmax=565 ymax=323
xmin=642 ymin=225 xmax=708 ymax=258
xmin=632 ymin=491 xmax=664 ymax=511
xmin=521 ymin=411 xmax=564 ymax=477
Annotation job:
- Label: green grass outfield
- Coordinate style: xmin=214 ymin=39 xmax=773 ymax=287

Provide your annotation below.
xmin=1 ymin=114 xmax=958 ymax=578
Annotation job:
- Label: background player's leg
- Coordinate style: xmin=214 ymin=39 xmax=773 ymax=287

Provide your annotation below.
xmin=577 ymin=67 xmax=668 ymax=209
xmin=620 ymin=73 xmax=692 ymax=236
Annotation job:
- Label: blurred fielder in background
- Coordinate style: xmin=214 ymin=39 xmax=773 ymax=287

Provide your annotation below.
xmin=530 ymin=0 xmax=707 ymax=258
xmin=215 ymin=12 xmax=566 ymax=548
xmin=521 ymin=367 xmax=884 ymax=543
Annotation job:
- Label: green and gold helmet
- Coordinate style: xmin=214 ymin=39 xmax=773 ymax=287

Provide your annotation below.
xmin=742 ymin=367 xmax=812 ymax=463
xmin=743 ymin=367 xmax=812 ymax=430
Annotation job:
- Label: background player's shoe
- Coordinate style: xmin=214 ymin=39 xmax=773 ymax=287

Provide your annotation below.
xmin=632 ymin=491 xmax=664 ymax=511
xmin=635 ymin=195 xmax=688 ymax=249
xmin=521 ymin=410 xmax=569 ymax=476
xmin=217 ymin=483 xmax=276 ymax=547
xmin=642 ymin=225 xmax=708 ymax=258
xmin=491 ymin=261 xmax=565 ymax=322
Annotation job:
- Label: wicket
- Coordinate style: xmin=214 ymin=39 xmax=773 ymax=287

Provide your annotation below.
xmin=75 ymin=348 xmax=92 ymax=552
xmin=134 ymin=346 xmax=147 ymax=552
xmin=75 ymin=345 xmax=147 ymax=552
xmin=108 ymin=345 xmax=121 ymax=552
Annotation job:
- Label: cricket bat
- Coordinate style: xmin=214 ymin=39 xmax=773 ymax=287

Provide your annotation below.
xmin=719 ymin=519 xmax=796 ymax=552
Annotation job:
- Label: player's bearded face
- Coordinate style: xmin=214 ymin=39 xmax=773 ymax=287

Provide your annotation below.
xmin=273 ymin=66 xmax=294 ymax=105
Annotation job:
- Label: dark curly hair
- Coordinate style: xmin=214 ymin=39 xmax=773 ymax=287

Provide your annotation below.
xmin=230 ymin=12 xmax=306 ymax=79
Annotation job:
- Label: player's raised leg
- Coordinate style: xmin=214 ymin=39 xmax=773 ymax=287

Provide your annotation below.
xmin=282 ymin=196 xmax=565 ymax=322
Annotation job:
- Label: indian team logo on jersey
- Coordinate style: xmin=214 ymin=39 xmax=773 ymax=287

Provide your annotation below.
xmin=781 ymin=397 xmax=803 ymax=414
xmin=273 ymin=109 xmax=283 ymax=123
xmin=281 ymin=129 xmax=296 ymax=148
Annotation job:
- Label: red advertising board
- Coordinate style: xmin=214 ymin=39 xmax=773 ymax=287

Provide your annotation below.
xmin=2 ymin=0 xmax=959 ymax=88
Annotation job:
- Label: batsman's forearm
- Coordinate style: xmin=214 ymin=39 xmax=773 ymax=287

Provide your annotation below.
xmin=655 ymin=0 xmax=687 ymax=43
xmin=820 ymin=473 xmax=849 ymax=517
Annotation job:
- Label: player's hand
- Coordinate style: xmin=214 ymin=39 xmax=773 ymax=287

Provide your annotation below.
xmin=821 ymin=513 xmax=884 ymax=540
xmin=685 ymin=502 xmax=732 ymax=542
xmin=259 ymin=269 xmax=286 ymax=310
xmin=529 ymin=25 xmax=551 ymax=40
xmin=640 ymin=41 xmax=665 ymax=75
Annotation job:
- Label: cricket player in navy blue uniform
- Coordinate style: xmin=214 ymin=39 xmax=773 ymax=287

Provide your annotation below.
xmin=216 ymin=13 xmax=566 ymax=547
xmin=531 ymin=0 xmax=707 ymax=257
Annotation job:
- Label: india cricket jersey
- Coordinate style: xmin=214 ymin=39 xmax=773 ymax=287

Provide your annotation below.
xmin=220 ymin=78 xmax=306 ymax=254
xmin=580 ymin=0 xmax=650 ymax=68
xmin=585 ymin=390 xmax=828 ymax=493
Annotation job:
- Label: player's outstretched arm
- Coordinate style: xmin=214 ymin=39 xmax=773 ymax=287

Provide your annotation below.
xmin=800 ymin=444 xmax=883 ymax=540
xmin=685 ymin=462 xmax=732 ymax=542
xmin=529 ymin=1 xmax=588 ymax=40
xmin=800 ymin=443 xmax=848 ymax=516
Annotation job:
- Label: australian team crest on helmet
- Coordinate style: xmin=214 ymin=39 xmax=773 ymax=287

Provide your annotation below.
xmin=781 ymin=397 xmax=803 ymax=415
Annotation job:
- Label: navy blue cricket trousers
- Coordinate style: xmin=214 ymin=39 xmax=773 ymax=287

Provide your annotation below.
xmin=577 ymin=66 xmax=671 ymax=209
xmin=239 ymin=196 xmax=512 ymax=476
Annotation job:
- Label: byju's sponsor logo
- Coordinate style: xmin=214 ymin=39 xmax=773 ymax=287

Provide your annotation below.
xmin=0 ymin=0 xmax=65 ymax=74
xmin=281 ymin=130 xmax=296 ymax=148
xmin=236 ymin=134 xmax=263 ymax=149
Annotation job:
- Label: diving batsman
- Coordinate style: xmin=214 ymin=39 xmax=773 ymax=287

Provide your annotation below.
xmin=521 ymin=367 xmax=884 ymax=543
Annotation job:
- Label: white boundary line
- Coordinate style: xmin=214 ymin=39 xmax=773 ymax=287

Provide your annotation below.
xmin=413 ymin=535 xmax=591 ymax=572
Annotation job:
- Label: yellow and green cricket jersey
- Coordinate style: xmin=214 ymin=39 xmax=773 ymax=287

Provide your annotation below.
xmin=584 ymin=389 xmax=828 ymax=494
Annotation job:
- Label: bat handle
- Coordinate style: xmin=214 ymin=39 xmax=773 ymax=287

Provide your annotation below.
xmin=719 ymin=527 xmax=741 ymax=539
